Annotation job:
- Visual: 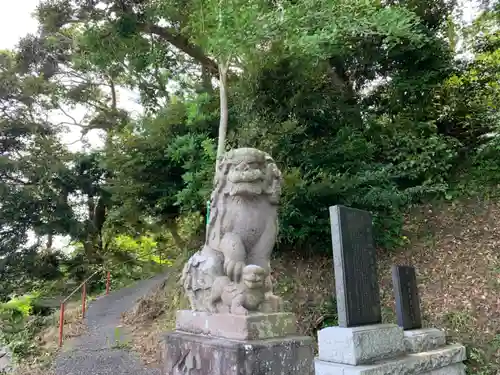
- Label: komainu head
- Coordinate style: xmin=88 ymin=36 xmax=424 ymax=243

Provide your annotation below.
xmin=214 ymin=148 xmax=282 ymax=203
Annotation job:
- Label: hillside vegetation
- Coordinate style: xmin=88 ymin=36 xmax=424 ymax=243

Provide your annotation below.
xmin=121 ymin=197 xmax=500 ymax=374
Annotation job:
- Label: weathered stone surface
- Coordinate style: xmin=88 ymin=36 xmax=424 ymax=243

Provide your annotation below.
xmin=181 ymin=148 xmax=284 ymax=314
xmin=403 ymin=328 xmax=446 ymax=354
xmin=329 ymin=205 xmax=382 ymax=328
xmin=392 ymin=265 xmax=422 ymax=330
xmin=318 ymin=324 xmax=404 ymax=365
xmin=0 ymin=346 xmax=12 ymax=374
xmin=175 ymin=310 xmax=297 ymax=340
xmin=163 ymin=331 xmax=314 ymax=375
xmin=210 ymin=265 xmax=271 ymax=315
xmin=422 ymin=363 xmax=466 ymax=375
xmin=315 ymin=344 xmax=466 ymax=375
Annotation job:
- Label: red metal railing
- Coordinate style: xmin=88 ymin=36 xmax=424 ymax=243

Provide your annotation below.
xmin=58 ymin=269 xmax=111 ymax=347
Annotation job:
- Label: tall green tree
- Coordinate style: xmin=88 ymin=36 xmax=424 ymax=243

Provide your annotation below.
xmin=105 ymin=95 xmax=218 ymax=248
xmin=36 ymin=0 xmax=220 ymax=111
xmin=0 ymin=49 xmax=71 ymax=253
xmin=439 ymin=1 xmax=500 ymax=185
xmin=228 ymin=0 xmax=460 ymax=247
xmin=0 ymin=49 xmax=74 ymax=297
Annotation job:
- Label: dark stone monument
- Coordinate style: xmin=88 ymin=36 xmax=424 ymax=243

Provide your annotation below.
xmin=329 ymin=205 xmax=382 ymax=328
xmin=392 ymin=265 xmax=422 ymax=330
xmin=317 ymin=207 xmax=466 ymax=374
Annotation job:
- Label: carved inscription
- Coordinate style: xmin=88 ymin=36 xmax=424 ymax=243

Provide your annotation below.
xmin=392 ymin=265 xmax=422 ymax=330
xmin=329 ymin=205 xmax=382 ymax=327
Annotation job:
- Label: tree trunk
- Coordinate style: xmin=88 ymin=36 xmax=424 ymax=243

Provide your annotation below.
xmin=137 ymin=23 xmax=219 ymax=76
xmin=46 ymin=234 xmax=53 ymax=250
xmin=82 ymin=195 xmax=104 ymax=263
xmin=166 ymin=220 xmax=185 ymax=250
xmin=328 ymin=58 xmax=363 ymax=128
xmin=201 ymin=65 xmax=214 ymax=93
xmin=216 ymin=62 xmax=229 ymax=172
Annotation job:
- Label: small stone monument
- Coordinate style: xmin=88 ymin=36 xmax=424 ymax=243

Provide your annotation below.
xmin=162 ymin=148 xmax=314 ymax=375
xmin=392 ymin=265 xmax=423 ymax=330
xmin=392 ymin=265 xmax=453 ymax=356
xmin=315 ymin=205 xmax=467 ymax=375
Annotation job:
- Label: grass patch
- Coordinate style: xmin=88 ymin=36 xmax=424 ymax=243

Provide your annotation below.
xmin=8 ymin=300 xmax=86 ymax=375
xmin=108 ymin=326 xmax=131 ymax=350
xmin=444 ymin=311 xmax=475 ymax=334
xmin=465 ymin=339 xmax=500 ymax=375
xmin=121 ymin=253 xmax=190 ymax=367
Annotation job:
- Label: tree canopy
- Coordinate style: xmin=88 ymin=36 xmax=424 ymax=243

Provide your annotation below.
xmin=2 ymin=0 xmax=500 ymax=296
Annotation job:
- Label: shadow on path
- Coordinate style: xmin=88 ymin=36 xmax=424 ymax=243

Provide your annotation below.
xmin=54 ymin=273 xmax=167 ymax=375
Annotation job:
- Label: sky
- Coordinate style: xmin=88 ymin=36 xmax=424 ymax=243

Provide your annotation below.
xmin=0 ymin=0 xmax=39 ymax=49
xmin=0 ymin=0 xmax=143 ymax=152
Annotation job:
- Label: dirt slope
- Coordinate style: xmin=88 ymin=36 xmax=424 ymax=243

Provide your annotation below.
xmin=123 ymin=198 xmax=500 ymax=374
xmin=379 ymin=198 xmax=500 ymax=373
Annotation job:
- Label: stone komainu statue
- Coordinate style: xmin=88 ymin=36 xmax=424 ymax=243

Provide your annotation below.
xmin=181 ymin=148 xmax=283 ymax=314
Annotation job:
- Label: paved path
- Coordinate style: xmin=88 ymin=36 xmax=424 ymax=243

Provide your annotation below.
xmin=54 ymin=273 xmax=167 ymax=375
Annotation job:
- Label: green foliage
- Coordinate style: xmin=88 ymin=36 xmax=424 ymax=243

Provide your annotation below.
xmin=319 ymin=297 xmax=338 ymax=330
xmin=4 ymin=1 xmax=500 ymax=373
xmin=230 ymin=45 xmax=457 ymax=249
xmin=111 ymin=235 xmax=159 ymax=263
xmin=105 ymin=97 xmax=218 ymax=231
xmin=1 ymin=294 xmax=38 ymax=317
xmin=0 ymin=49 xmax=71 ymax=256
xmin=473 ymin=139 xmax=500 ymax=184
xmin=0 ymin=294 xmax=48 ymax=361
xmin=464 ymin=335 xmax=500 ymax=374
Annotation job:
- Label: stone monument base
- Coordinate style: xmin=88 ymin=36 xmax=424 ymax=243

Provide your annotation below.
xmin=315 ymin=325 xmax=466 ymax=375
xmin=163 ymin=331 xmax=315 ymax=375
xmin=163 ymin=310 xmax=315 ymax=375
xmin=317 ymin=324 xmax=405 ymax=365
xmin=175 ymin=310 xmax=297 ymax=340
xmin=403 ymin=328 xmax=447 ymax=353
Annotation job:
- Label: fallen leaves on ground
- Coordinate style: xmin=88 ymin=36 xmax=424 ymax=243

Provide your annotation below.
xmin=121 ymin=198 xmax=500 ymax=372
xmin=13 ymin=301 xmax=87 ymax=375
xmin=378 ymin=198 xmax=500 ymax=371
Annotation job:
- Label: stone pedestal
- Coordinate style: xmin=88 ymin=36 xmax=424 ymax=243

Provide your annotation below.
xmin=315 ymin=325 xmax=466 ymax=375
xmin=175 ymin=310 xmax=297 ymax=340
xmin=163 ymin=310 xmax=315 ymax=375
xmin=403 ymin=328 xmax=447 ymax=353
xmin=318 ymin=324 xmax=405 ymax=365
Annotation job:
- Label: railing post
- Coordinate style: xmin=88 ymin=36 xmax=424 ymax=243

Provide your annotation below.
xmin=106 ymin=271 xmax=111 ymax=295
xmin=82 ymin=282 xmax=86 ymax=319
xmin=59 ymin=302 xmax=65 ymax=347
